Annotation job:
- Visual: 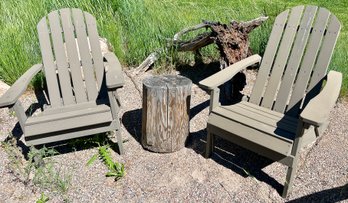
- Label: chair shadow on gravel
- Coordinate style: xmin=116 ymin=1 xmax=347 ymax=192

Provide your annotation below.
xmin=286 ymin=183 xmax=348 ymax=203
xmin=186 ymin=128 xmax=284 ymax=195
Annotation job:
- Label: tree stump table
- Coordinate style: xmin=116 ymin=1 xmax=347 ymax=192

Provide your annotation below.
xmin=142 ymin=75 xmax=192 ymax=153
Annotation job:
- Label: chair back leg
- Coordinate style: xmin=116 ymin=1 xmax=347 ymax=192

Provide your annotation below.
xmin=205 ymin=131 xmax=214 ymax=158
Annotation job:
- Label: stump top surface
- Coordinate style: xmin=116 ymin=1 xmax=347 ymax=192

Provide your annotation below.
xmin=143 ymin=75 xmax=192 ymax=89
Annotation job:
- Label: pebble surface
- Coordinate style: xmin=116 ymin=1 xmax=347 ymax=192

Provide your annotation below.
xmin=0 ymin=69 xmax=347 ymax=202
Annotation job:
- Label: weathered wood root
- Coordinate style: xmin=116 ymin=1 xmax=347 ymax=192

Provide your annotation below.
xmin=136 ymin=16 xmax=268 ymax=73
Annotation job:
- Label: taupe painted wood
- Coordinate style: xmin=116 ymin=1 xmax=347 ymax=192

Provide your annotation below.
xmin=43 ymin=101 xmax=96 ymax=115
xmin=60 ymin=8 xmax=88 ymax=103
xmin=301 ymin=71 xmax=342 ymax=126
xmin=249 ymin=10 xmax=289 ymax=105
xmin=225 ymin=102 xmax=298 ymax=133
xmin=0 ymin=8 xmax=125 ymax=153
xmin=208 ymin=113 xmax=293 ymax=156
xmin=25 ymin=104 xmax=112 ymax=135
xmin=213 ymin=106 xmax=296 ymax=142
xmin=304 ymin=14 xmax=341 ymax=103
xmin=203 ymin=6 xmax=342 ymax=198
xmin=261 ymin=6 xmax=304 ymax=109
xmin=142 ymin=75 xmax=191 ymax=152
xmin=26 ymin=120 xmax=118 ymax=146
xmin=104 ymin=52 xmax=125 ymax=88
xmin=84 ymin=12 xmax=104 ymax=90
xmin=72 ymin=8 xmax=98 ymax=101
xmin=287 ymin=8 xmax=331 ymax=114
xmin=11 ymin=101 xmax=27 ymax=132
xmin=0 ymin=64 xmax=42 ymax=107
xmin=199 ymin=54 xmax=261 ymax=89
xmin=273 ymin=6 xmax=318 ymax=112
xmin=48 ymin=11 xmax=75 ymax=105
xmin=37 ymin=17 xmax=62 ymax=107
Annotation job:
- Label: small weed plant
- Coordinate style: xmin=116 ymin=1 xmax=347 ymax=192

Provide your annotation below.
xmin=87 ymin=145 xmax=125 ymax=181
xmin=26 ymin=146 xmax=71 ymax=194
xmin=36 ymin=193 xmax=49 ymax=203
xmin=1 ymin=136 xmax=71 ymax=200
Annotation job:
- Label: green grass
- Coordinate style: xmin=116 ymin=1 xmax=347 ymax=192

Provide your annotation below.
xmin=0 ymin=0 xmax=347 ymax=95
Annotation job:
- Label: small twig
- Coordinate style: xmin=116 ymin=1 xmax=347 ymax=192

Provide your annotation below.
xmin=219 ymin=182 xmax=234 ymax=200
xmin=239 ymin=16 xmax=269 ymax=33
xmin=173 ymin=23 xmax=209 ymax=41
xmin=124 ymin=70 xmax=142 ymax=98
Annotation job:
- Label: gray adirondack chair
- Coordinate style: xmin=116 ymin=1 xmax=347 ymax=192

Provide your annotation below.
xmin=199 ymin=5 xmax=342 ymax=197
xmin=0 ymin=8 xmax=125 ymax=154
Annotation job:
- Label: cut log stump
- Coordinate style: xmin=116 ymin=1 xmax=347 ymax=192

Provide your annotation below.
xmin=142 ymin=75 xmax=192 ymax=153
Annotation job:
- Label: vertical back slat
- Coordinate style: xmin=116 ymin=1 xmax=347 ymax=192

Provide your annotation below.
xmin=72 ymin=8 xmax=98 ymax=101
xmin=286 ymin=8 xmax=331 ymax=115
xmin=249 ymin=10 xmax=289 ymax=105
xmin=84 ymin=12 xmax=104 ymax=91
xmin=306 ymin=15 xmax=341 ymax=93
xmin=60 ymin=8 xmax=88 ymax=103
xmin=48 ymin=11 xmax=75 ymax=105
xmin=261 ymin=6 xmax=304 ymax=109
xmin=37 ymin=18 xmax=62 ymax=107
xmin=273 ymin=6 xmax=318 ymax=112
xmin=302 ymin=14 xmax=341 ymax=110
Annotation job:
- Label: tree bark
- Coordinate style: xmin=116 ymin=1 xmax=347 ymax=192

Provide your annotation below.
xmin=142 ymin=75 xmax=192 ymax=153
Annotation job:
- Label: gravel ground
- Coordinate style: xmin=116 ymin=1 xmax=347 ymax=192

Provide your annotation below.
xmin=0 ymin=69 xmax=347 ymax=202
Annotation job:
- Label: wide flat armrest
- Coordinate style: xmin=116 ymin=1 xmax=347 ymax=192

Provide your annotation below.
xmin=104 ymin=52 xmax=125 ymax=89
xmin=0 ymin=64 xmax=42 ymax=108
xmin=300 ymin=71 xmax=342 ymax=127
xmin=199 ymin=54 xmax=261 ymax=90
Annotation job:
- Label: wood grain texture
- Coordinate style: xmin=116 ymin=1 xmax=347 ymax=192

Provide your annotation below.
xmin=142 ymin=75 xmax=192 ymax=152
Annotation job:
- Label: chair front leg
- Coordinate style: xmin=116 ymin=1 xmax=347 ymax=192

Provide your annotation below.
xmin=283 ymin=121 xmax=309 ymax=197
xmin=107 ymin=89 xmax=124 ymax=155
xmin=10 ymin=101 xmax=28 ymax=134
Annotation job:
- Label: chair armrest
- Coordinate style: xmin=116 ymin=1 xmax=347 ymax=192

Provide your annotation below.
xmin=0 ymin=64 xmax=42 ymax=108
xmin=199 ymin=54 xmax=261 ymax=90
xmin=104 ymin=52 xmax=125 ymax=89
xmin=300 ymin=71 xmax=342 ymax=127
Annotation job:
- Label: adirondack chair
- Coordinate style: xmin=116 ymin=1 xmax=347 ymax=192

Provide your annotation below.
xmin=0 ymin=8 xmax=125 ymax=154
xmin=199 ymin=5 xmax=342 ymax=197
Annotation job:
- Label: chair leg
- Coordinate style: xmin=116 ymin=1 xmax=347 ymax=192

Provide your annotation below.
xmin=115 ymin=129 xmax=124 ymax=155
xmin=282 ymin=121 xmax=307 ymax=197
xmin=283 ymin=162 xmax=298 ymax=197
xmin=205 ymin=131 xmax=214 ymax=158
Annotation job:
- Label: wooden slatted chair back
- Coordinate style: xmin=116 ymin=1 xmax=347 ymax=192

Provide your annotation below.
xmin=37 ymin=8 xmax=104 ymax=108
xmin=248 ymin=5 xmax=341 ymax=116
